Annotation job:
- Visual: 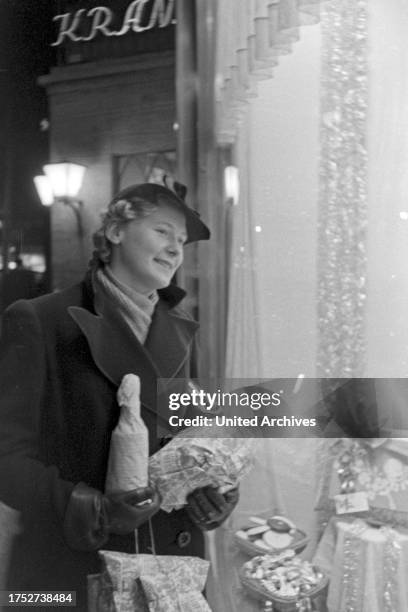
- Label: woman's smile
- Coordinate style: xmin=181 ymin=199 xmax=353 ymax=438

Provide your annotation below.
xmin=154 ymin=257 xmax=175 ymax=271
xmin=108 ymin=203 xmax=187 ymax=294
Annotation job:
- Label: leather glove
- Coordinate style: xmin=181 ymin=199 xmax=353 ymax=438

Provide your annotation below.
xmin=63 ymin=482 xmax=160 ymax=550
xmin=186 ymin=485 xmax=239 ymax=531
xmin=106 ymin=486 xmax=161 ymax=535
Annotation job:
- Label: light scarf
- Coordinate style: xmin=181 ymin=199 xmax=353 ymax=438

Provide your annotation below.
xmin=94 ymin=266 xmax=159 ymax=345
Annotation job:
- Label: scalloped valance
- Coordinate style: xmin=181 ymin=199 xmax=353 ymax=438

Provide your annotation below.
xmin=215 ymin=0 xmax=325 ymax=144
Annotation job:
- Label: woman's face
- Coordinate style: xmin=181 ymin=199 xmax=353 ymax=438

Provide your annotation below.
xmin=108 ymin=203 xmax=187 ymax=294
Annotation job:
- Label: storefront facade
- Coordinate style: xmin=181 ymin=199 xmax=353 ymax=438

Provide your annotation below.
xmin=38 ymin=0 xmax=227 ymax=378
xmin=40 ymin=1 xmax=178 ymax=288
xmin=2 ymin=3 xmax=408 ymax=611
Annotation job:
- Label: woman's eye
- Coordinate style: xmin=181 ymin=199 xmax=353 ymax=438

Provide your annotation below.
xmin=156 ymin=228 xmax=167 ymax=235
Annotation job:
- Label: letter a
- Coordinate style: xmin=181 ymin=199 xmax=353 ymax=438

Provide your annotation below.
xmin=116 ymin=0 xmax=151 ymax=35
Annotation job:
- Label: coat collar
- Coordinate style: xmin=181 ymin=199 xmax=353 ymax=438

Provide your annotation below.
xmin=68 ymin=272 xmax=198 ymax=414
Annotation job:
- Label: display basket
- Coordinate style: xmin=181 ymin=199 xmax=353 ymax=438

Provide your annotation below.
xmin=239 ymin=565 xmax=328 ymax=612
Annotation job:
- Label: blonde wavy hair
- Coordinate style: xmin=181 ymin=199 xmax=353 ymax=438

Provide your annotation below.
xmin=90 ymin=196 xmax=157 ymax=268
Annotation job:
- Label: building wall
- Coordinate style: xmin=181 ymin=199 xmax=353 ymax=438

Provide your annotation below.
xmin=40 ymin=51 xmax=176 ymax=289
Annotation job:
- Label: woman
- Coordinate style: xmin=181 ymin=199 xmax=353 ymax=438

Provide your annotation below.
xmin=0 ymin=181 xmax=238 ymax=609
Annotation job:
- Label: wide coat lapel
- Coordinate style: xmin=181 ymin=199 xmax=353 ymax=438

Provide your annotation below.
xmin=145 ymin=300 xmax=199 ymax=380
xmin=67 ymin=277 xmax=199 ymax=416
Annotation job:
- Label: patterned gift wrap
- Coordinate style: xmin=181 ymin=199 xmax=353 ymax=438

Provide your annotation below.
xmin=87 ymin=572 xmax=118 ymax=612
xmin=88 ymin=551 xmax=210 ymax=612
xmin=149 ymin=434 xmax=254 ymax=512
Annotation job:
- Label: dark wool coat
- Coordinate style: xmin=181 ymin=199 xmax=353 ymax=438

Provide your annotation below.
xmin=0 ymin=274 xmax=204 ymax=610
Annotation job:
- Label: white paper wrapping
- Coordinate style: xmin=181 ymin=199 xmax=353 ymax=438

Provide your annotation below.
xmin=105 ymin=374 xmax=149 ymax=494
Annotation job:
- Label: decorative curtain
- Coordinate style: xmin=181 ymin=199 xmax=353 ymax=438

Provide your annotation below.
xmin=224 ymin=113 xmax=263 ymax=379
xmin=215 ymin=0 xmax=325 ymax=145
xmin=206 ymin=5 xmax=326 ymax=612
xmin=217 ymin=0 xmax=326 ymax=380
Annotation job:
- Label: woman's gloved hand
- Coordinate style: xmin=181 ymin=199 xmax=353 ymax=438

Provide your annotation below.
xmin=106 ymin=486 xmax=161 ymax=535
xmin=186 ymin=485 xmax=239 ymax=531
xmin=63 ymin=482 xmax=160 ymax=550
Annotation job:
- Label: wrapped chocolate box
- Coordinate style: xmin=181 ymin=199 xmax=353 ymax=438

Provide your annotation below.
xmin=316 ymin=438 xmax=408 ymax=526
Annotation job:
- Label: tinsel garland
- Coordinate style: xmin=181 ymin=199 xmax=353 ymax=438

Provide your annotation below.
xmin=381 ymin=526 xmax=401 ymax=612
xmin=341 ymin=521 xmax=366 ymax=612
xmin=317 ymin=0 xmax=369 ymax=377
xmin=340 ymin=521 xmax=402 ymax=612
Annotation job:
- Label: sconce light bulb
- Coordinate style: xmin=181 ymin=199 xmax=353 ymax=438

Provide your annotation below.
xmin=224 ymin=165 xmax=240 ymax=205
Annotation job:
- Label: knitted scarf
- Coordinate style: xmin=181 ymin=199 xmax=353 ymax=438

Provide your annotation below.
xmin=94 ymin=266 xmax=159 ymax=345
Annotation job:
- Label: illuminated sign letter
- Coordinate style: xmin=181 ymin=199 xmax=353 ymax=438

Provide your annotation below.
xmin=51 ymin=10 xmax=86 ymax=46
xmin=82 ymin=7 xmax=115 ymax=41
xmin=116 ymin=0 xmax=151 ymax=35
xmin=50 ymin=0 xmax=177 ymax=46
xmin=148 ymin=0 xmax=175 ymax=29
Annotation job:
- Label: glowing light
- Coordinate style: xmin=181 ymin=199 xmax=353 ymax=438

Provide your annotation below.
xmin=34 ymin=175 xmax=54 ymax=206
xmin=43 ymin=162 xmax=86 ymax=199
xmin=224 ymin=166 xmax=240 ymax=205
xmin=293 ymin=374 xmax=305 ymax=394
xmin=399 ymin=211 xmax=408 ymax=220
xmin=255 ymin=225 xmax=262 ymax=232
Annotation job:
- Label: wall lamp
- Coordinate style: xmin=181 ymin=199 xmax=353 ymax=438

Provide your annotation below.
xmin=34 ymin=162 xmax=86 ymax=237
xmin=224 ymin=165 xmax=240 ymax=206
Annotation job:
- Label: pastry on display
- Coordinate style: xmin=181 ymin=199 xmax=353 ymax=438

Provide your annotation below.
xmin=235 ymin=515 xmax=308 ymax=556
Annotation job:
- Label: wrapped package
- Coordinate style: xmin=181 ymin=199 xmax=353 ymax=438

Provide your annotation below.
xmin=140 ymin=562 xmax=211 ymax=612
xmin=88 ymin=572 xmax=118 ymax=612
xmin=91 ymin=550 xmax=210 ymax=612
xmin=149 ymin=431 xmax=254 ymax=512
xmin=315 ymin=438 xmax=408 ymax=526
xmin=105 ymin=374 xmax=149 ymax=494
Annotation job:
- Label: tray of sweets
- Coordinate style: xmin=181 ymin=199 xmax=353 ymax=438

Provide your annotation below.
xmin=234 ymin=515 xmax=308 ymax=557
xmin=239 ymin=552 xmax=328 ymax=612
